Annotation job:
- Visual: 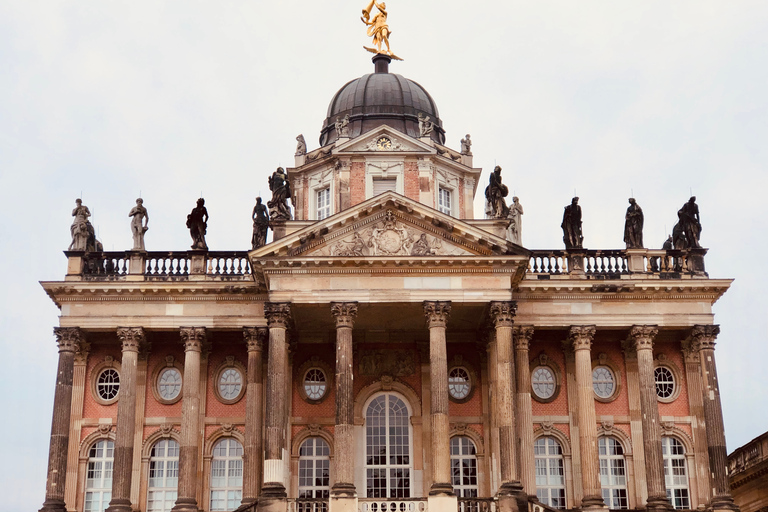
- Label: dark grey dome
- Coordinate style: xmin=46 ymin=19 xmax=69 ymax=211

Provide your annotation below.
xmin=319 ymin=56 xmax=445 ymax=146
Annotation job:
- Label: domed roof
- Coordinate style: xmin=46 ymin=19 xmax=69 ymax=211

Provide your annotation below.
xmin=319 ymin=56 xmax=446 ymax=146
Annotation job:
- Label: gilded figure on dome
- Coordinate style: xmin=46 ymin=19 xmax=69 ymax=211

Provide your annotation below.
xmin=361 ymin=0 xmax=402 ymax=60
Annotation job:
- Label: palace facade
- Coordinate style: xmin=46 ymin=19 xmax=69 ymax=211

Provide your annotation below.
xmin=38 ymin=54 xmax=740 ymax=512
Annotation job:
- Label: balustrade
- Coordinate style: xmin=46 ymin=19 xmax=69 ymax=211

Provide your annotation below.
xmin=207 ymin=251 xmax=251 ymax=276
xmin=288 ymin=497 xmax=329 ymax=512
xmin=583 ymin=250 xmax=628 ymax=276
xmin=528 ymin=249 xmax=705 ymax=278
xmin=528 ymin=251 xmax=568 ymax=274
xmin=358 ymin=498 xmax=428 ymax=512
xmin=145 ymin=252 xmax=191 ymax=277
xmin=82 ymin=252 xmax=129 ymax=278
xmin=457 ymin=497 xmax=496 ymax=512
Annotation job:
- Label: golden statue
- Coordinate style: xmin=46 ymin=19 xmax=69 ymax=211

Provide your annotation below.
xmin=361 ymin=0 xmax=402 ymax=60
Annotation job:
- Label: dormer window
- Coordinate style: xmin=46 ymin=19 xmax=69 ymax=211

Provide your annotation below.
xmin=438 ymin=187 xmax=452 ymax=215
xmin=317 ymin=188 xmax=331 ymax=220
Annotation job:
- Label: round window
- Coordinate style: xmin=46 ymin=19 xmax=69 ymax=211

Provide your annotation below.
xmin=97 ymin=368 xmax=120 ymax=401
xmin=303 ymin=368 xmax=327 ymax=401
xmin=158 ymin=367 xmax=182 ymax=401
xmin=592 ymin=366 xmax=615 ymax=399
xmin=448 ymin=367 xmax=471 ymax=400
xmin=655 ymin=367 xmax=675 ymax=399
xmin=532 ymin=366 xmax=556 ymax=400
xmin=218 ymin=368 xmax=243 ymax=402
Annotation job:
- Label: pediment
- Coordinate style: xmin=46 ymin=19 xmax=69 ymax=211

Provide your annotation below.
xmin=335 ymin=126 xmax=435 ymax=154
xmin=250 ymin=192 xmax=530 ymax=260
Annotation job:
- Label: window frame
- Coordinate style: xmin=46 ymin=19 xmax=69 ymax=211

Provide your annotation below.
xmin=437 ymin=186 xmax=454 ymax=216
xmin=364 ymin=392 xmax=414 ymax=498
xmin=450 ymin=436 xmax=479 ymax=499
xmin=598 ymin=436 xmax=629 ymax=509
xmin=84 ymin=439 xmax=114 ymax=512
xmin=591 ymin=353 xmax=622 ymax=403
xmin=91 ymin=356 xmax=122 ymax=406
xmin=209 ymin=438 xmax=244 ymax=512
xmin=297 ymin=358 xmax=333 ymax=405
xmin=662 ymin=436 xmax=691 ymax=510
xmin=212 ymin=357 xmax=246 ymax=405
xmin=315 ymin=186 xmax=332 ymax=221
xmin=297 ymin=437 xmax=331 ymax=501
xmin=151 ymin=356 xmax=183 ymax=405
xmin=365 ymin=160 xmax=404 ymax=199
xmin=448 ymin=366 xmax=474 ymax=403
xmin=530 ymin=353 xmax=562 ymax=404
xmin=146 ymin=438 xmax=179 ymax=512
xmin=654 ymin=354 xmax=682 ymax=403
xmin=534 ymin=436 xmax=567 ymax=509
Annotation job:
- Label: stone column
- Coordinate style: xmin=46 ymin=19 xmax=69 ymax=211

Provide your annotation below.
xmin=486 ymin=330 xmax=501 ymax=494
xmin=569 ymin=325 xmax=605 ymax=510
xmin=242 ymin=327 xmax=267 ymax=506
xmin=423 ymin=301 xmax=455 ymax=498
xmin=691 ymin=325 xmax=739 ymax=511
xmin=259 ymin=302 xmax=292 ymax=507
xmin=628 ymin=326 xmax=671 ymax=511
xmin=107 ymin=327 xmax=146 ymax=512
xmin=64 ymin=340 xmax=91 ymax=510
xmin=489 ymin=301 xmax=525 ymax=512
xmin=39 ymin=327 xmax=82 ymax=512
xmin=330 ymin=302 xmax=359 ymax=511
xmin=513 ymin=326 xmax=536 ymax=495
xmin=172 ymin=327 xmax=206 ymax=512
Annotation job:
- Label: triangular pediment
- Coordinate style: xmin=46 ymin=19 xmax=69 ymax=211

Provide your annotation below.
xmin=335 ymin=126 xmax=435 ymax=155
xmin=250 ymin=192 xmax=530 ymax=260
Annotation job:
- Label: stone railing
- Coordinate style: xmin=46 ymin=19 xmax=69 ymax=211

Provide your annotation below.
xmin=729 ymin=432 xmax=768 ymax=477
xmin=527 ymin=248 xmax=707 ymax=279
xmin=358 ymin=498 xmax=428 ymax=511
xmin=458 ymin=497 xmax=496 ymax=512
xmin=288 ymin=498 xmax=329 ymax=512
xmin=76 ymin=251 xmax=252 ymax=281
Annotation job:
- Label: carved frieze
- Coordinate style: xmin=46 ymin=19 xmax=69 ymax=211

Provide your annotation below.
xmin=359 ymin=350 xmax=415 ymax=377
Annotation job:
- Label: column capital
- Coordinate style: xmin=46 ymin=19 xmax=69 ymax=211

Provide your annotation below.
xmin=53 ymin=327 xmax=83 ymax=353
xmin=264 ymin=302 xmax=292 ymax=329
xmin=626 ymin=325 xmax=659 ymax=352
xmin=331 ymin=302 xmax=359 ymax=329
xmin=513 ymin=325 xmax=534 ymax=350
xmin=179 ymin=327 xmax=207 ymax=352
xmin=489 ymin=301 xmax=517 ymax=328
xmin=74 ymin=340 xmax=92 ymax=364
xmin=568 ymin=325 xmax=596 ymax=351
xmin=691 ymin=324 xmax=720 ymax=351
xmin=117 ymin=327 xmax=146 ymax=353
xmin=243 ymin=327 xmax=268 ymax=352
xmin=423 ymin=300 xmax=451 ymax=328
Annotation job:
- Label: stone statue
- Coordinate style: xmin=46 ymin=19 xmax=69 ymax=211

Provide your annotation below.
xmin=335 ymin=114 xmax=350 ymax=139
xmin=507 ymin=196 xmax=524 ymax=245
xmin=662 ymin=235 xmax=673 ymax=250
xmin=484 ymin=166 xmax=510 ymax=219
xmin=460 ymin=134 xmax=472 ymax=156
xmin=418 ymin=113 xmax=434 ymax=137
xmin=251 ymin=197 xmax=269 ymax=249
xmin=672 ymin=210 xmax=688 ymax=250
xmin=362 ymin=0 xmax=402 ymax=59
xmin=267 ymin=167 xmax=293 ymax=221
xmin=561 ymin=197 xmax=583 ymax=249
xmin=411 ymin=233 xmax=434 ymax=255
xmin=295 ymin=134 xmax=307 ymax=156
xmin=128 ymin=198 xmax=149 ymax=251
xmin=186 ymin=198 xmax=209 ymax=250
xmin=679 ymin=196 xmax=702 ymax=248
xmin=623 ymin=198 xmax=644 ymax=249
xmin=68 ymin=198 xmax=102 ymax=252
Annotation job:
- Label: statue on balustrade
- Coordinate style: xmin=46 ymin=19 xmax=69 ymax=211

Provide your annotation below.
xmin=561 ymin=197 xmax=583 ymax=249
xmin=485 ymin=165 xmax=510 ymax=219
xmin=507 ymin=196 xmax=524 ymax=245
xmin=679 ymin=196 xmax=702 ymax=248
xmin=267 ymin=167 xmax=293 ymax=221
xmin=295 ymin=134 xmax=307 ymax=156
xmin=186 ymin=198 xmax=209 ymax=250
xmin=623 ymin=198 xmax=643 ymax=249
xmin=460 ymin=134 xmax=472 ymax=156
xmin=68 ymin=198 xmax=100 ymax=252
xmin=251 ymin=197 xmax=269 ymax=250
xmin=128 ymin=198 xmax=149 ymax=251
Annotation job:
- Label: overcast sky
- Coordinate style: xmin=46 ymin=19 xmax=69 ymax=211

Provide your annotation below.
xmin=1 ymin=1 xmax=767 ymax=509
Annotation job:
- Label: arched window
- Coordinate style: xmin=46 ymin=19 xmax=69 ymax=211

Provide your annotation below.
xmin=209 ymin=438 xmax=243 ymax=511
xmin=662 ymin=437 xmax=690 ymax=509
xmin=451 ymin=436 xmax=478 ymax=499
xmin=599 ymin=437 xmax=628 ymax=509
xmin=365 ymin=394 xmax=412 ymax=498
xmin=534 ymin=437 xmax=566 ymax=509
xmin=147 ymin=439 xmax=179 ymax=512
xmin=298 ymin=437 xmax=331 ymax=503
xmin=84 ymin=439 xmax=114 ymax=512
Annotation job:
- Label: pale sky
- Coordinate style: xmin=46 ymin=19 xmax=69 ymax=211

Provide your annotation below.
xmin=1 ymin=2 xmax=767 ymax=509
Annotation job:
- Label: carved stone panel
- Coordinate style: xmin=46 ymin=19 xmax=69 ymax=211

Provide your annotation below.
xmin=358 ymin=350 xmax=415 ymax=377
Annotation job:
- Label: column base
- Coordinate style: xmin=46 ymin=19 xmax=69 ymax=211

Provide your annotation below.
xmin=428 ymin=494 xmax=457 ymax=511
xmin=711 ymin=494 xmax=740 ymax=512
xmin=39 ymin=498 xmax=67 ymax=512
xmin=171 ymin=497 xmax=200 ymax=512
xmin=646 ymin=494 xmax=673 ymax=512
xmin=428 ymin=482 xmax=455 ymax=496
xmin=259 ymin=482 xmax=287 ymax=499
xmin=256 ymin=495 xmax=287 ymax=512
xmin=329 ymin=495 xmax=359 ymax=512
xmin=497 ymin=482 xmax=527 ymax=512
xmin=579 ymin=494 xmax=607 ymax=510
xmin=331 ymin=482 xmax=357 ymax=498
xmin=106 ymin=498 xmax=134 ymax=512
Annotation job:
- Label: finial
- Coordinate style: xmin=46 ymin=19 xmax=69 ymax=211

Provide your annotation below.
xmin=361 ymin=1 xmax=403 ymax=61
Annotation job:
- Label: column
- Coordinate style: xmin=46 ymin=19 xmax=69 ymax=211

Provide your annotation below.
xmin=39 ymin=327 xmax=82 ymax=512
xmin=242 ymin=327 xmax=267 ymax=506
xmin=260 ymin=302 xmax=292 ymax=504
xmin=486 ymin=329 xmax=501 ymax=494
xmin=330 ymin=302 xmax=359 ymax=510
xmin=628 ymin=326 xmax=671 ymax=511
xmin=172 ymin=327 xmax=206 ymax=512
xmin=513 ymin=326 xmax=536 ymax=495
xmin=489 ymin=301 xmax=525 ymax=509
xmin=107 ymin=327 xmax=146 ymax=512
xmin=423 ymin=301 xmax=454 ymax=496
xmin=64 ymin=340 xmax=91 ymax=510
xmin=681 ymin=338 xmax=711 ymax=508
xmin=569 ymin=325 xmax=605 ymax=509
xmin=691 ymin=325 xmax=739 ymax=511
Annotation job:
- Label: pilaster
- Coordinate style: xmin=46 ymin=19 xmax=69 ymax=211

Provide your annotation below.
xmin=242 ymin=327 xmax=268 ymax=506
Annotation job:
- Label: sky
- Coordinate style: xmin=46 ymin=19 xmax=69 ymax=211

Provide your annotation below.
xmin=1 ymin=1 xmax=767 ymax=509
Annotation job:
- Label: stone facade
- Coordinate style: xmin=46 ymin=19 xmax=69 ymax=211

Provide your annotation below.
xmin=729 ymin=432 xmax=768 ymax=512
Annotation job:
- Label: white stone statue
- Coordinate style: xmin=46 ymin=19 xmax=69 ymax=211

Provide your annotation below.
xmin=129 ymin=198 xmax=149 ymax=251
xmin=69 ymin=198 xmax=93 ymax=251
xmin=507 ymin=196 xmax=524 ymax=245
